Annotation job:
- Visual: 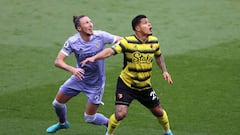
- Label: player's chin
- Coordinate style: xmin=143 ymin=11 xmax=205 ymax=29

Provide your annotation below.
xmin=86 ymin=32 xmax=93 ymax=36
xmin=147 ymin=32 xmax=153 ymax=36
xmin=147 ymin=30 xmax=152 ymax=35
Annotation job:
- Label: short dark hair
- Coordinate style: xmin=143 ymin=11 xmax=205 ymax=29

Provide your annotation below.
xmin=131 ymin=15 xmax=147 ymax=31
xmin=73 ymin=15 xmax=86 ymax=29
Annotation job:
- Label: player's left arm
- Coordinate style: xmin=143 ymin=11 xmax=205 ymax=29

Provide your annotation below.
xmin=155 ymin=54 xmax=173 ymax=84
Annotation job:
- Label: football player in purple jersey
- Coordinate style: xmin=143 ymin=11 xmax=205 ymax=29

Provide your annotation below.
xmin=46 ymin=15 xmax=121 ymax=134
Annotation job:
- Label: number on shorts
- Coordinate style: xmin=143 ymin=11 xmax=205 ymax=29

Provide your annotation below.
xmin=150 ymin=90 xmax=157 ymax=101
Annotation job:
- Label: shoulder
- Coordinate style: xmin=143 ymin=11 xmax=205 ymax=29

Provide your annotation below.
xmin=125 ymin=35 xmax=136 ymax=40
xmin=67 ymin=33 xmax=80 ymax=44
xmin=148 ymin=35 xmax=159 ymax=44
xmin=122 ymin=35 xmax=137 ymax=43
xmin=148 ymin=35 xmax=159 ymax=41
xmin=93 ymin=30 xmax=116 ymax=43
xmin=93 ymin=30 xmax=112 ymax=36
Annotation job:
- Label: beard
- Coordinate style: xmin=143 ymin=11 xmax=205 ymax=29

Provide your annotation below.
xmin=85 ymin=30 xmax=93 ymax=36
xmin=86 ymin=33 xmax=93 ymax=36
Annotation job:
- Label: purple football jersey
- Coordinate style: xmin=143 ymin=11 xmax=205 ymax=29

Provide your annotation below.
xmin=60 ymin=30 xmax=116 ymax=94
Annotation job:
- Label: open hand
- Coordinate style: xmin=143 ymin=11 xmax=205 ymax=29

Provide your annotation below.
xmin=71 ymin=67 xmax=85 ymax=80
xmin=162 ymin=71 xmax=173 ymax=84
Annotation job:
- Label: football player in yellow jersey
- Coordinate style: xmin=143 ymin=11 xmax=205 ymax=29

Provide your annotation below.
xmin=81 ymin=15 xmax=174 ymax=135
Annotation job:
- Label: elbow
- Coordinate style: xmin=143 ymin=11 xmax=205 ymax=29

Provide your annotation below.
xmin=54 ymin=59 xmax=60 ymax=67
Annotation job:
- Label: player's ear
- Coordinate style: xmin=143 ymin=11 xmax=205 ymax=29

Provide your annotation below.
xmin=77 ymin=26 xmax=81 ymax=31
xmin=135 ymin=25 xmax=140 ymax=32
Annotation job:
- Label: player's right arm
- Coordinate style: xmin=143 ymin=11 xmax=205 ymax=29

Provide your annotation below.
xmin=55 ymin=51 xmax=85 ymax=80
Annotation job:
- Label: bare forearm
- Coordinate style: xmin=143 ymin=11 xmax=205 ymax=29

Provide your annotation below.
xmin=156 ymin=54 xmax=173 ymax=84
xmin=55 ymin=59 xmax=75 ymax=72
xmin=54 ymin=52 xmax=75 ymax=73
xmin=93 ymin=48 xmax=114 ymax=61
xmin=80 ymin=48 xmax=115 ymax=67
xmin=156 ymin=55 xmax=167 ymax=73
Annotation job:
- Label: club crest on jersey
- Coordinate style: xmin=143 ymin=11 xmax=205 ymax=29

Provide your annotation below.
xmin=150 ymin=44 xmax=153 ymax=49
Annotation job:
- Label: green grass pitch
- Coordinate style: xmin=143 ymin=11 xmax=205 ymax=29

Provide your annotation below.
xmin=0 ymin=0 xmax=240 ymax=134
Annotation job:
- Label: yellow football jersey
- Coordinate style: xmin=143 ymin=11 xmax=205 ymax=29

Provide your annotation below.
xmin=111 ymin=35 xmax=161 ymax=91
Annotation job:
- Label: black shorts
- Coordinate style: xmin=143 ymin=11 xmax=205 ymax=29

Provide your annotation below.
xmin=115 ymin=77 xmax=160 ymax=109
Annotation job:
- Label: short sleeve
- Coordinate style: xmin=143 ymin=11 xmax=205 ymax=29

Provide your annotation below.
xmin=60 ymin=40 xmax=72 ymax=56
xmin=100 ymin=31 xmax=116 ymax=44
xmin=154 ymin=43 xmax=161 ymax=57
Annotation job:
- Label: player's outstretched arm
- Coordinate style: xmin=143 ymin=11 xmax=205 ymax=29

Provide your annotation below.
xmin=81 ymin=48 xmax=115 ymax=67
